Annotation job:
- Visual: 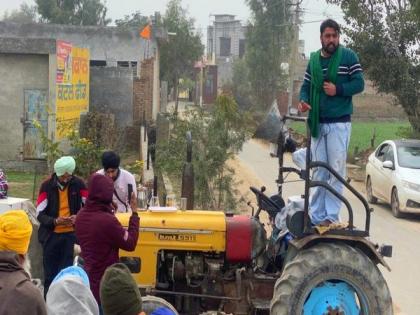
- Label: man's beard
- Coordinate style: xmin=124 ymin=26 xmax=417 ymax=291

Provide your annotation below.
xmin=323 ymin=42 xmax=338 ymax=54
xmin=59 ymin=179 xmax=70 ymax=186
xmin=22 ymin=255 xmax=44 ymax=292
xmin=21 ymin=254 xmax=32 ymax=278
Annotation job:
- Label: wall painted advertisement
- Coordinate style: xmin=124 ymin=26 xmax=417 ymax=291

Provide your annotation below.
xmin=56 ymin=40 xmax=90 ymax=139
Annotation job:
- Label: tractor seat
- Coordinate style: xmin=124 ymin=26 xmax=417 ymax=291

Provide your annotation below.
xmin=262 ymin=194 xmax=285 ymax=219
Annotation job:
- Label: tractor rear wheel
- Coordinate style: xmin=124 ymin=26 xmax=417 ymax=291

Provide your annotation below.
xmin=270 ymin=243 xmax=393 ymax=315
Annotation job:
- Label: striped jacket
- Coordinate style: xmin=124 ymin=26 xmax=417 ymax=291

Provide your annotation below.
xmin=36 ymin=174 xmax=88 ymax=244
xmin=299 ymin=46 xmax=364 ymax=120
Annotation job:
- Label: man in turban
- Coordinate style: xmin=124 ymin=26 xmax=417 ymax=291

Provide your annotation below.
xmin=0 ymin=210 xmax=47 ymax=314
xmin=46 ymin=266 xmax=99 ymax=315
xmin=36 ymin=156 xmax=88 ymax=296
xmin=100 ymin=263 xmax=144 ymax=315
xmin=100 ymin=263 xmax=177 ymax=315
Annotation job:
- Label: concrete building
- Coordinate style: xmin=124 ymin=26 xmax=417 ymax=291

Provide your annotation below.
xmin=207 ymin=15 xmax=247 ymax=88
xmin=0 ymin=37 xmax=56 ymax=161
xmin=0 ymin=21 xmax=154 ymax=68
xmin=194 ymin=64 xmax=218 ymax=105
xmin=0 ymin=21 xmax=160 ymax=161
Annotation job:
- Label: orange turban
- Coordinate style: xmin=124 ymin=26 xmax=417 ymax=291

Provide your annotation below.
xmin=0 ymin=210 xmax=33 ymax=255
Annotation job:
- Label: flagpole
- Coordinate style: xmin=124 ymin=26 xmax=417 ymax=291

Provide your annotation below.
xmin=140 ymin=24 xmax=152 ymax=60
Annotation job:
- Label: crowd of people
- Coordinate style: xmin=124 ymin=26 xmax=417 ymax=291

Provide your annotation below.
xmin=0 ymin=151 xmax=176 ymax=315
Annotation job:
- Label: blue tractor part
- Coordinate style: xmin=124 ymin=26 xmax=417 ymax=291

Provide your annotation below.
xmin=303 ymin=281 xmax=362 ymax=315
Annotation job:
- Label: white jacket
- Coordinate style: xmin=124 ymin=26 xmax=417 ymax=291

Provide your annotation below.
xmin=97 ymin=168 xmax=137 ymax=213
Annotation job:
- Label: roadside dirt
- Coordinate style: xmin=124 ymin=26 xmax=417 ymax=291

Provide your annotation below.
xmin=226 ymin=157 xmax=270 ymax=227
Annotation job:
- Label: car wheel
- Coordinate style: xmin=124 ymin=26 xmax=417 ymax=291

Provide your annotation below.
xmin=366 ymin=176 xmax=378 ymax=204
xmin=391 ymin=187 xmax=403 ymax=218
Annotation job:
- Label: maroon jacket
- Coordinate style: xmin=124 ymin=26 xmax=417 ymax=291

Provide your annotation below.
xmin=75 ymin=174 xmax=139 ymax=303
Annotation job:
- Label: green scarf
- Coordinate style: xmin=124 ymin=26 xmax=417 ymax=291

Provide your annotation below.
xmin=308 ymin=44 xmax=343 ymax=138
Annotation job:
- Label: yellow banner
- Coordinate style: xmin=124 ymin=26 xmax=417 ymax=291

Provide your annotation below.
xmin=56 ymin=40 xmax=90 ymax=139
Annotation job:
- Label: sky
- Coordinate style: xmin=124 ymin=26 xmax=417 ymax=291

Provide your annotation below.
xmin=0 ymin=0 xmax=345 ymax=56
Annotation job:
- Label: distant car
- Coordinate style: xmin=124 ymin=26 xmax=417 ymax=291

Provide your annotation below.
xmin=365 ymin=140 xmax=420 ymax=217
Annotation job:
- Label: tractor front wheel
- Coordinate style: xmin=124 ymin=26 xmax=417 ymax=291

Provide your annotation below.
xmin=270 ymin=243 xmax=393 ymax=315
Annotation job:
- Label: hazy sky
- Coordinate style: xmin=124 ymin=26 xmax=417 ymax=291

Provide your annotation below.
xmin=0 ymin=0 xmax=344 ymax=55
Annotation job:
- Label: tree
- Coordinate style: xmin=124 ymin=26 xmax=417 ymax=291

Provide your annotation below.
xmin=156 ymin=95 xmax=254 ymax=210
xmin=230 ymin=58 xmax=253 ymax=110
xmin=244 ymin=0 xmax=294 ymax=111
xmin=328 ymin=0 xmax=420 ymax=134
xmin=115 ymin=11 xmax=148 ymax=30
xmin=412 ymin=0 xmax=420 ymax=20
xmin=35 ymin=0 xmax=111 ymax=25
xmin=159 ymin=0 xmax=203 ymax=114
xmin=2 ymin=3 xmax=38 ymax=23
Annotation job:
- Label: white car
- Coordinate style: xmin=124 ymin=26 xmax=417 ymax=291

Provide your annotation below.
xmin=365 ymin=140 xmax=420 ymax=217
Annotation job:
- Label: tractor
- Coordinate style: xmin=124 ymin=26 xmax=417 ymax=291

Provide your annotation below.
xmin=116 ymin=115 xmax=393 ymax=315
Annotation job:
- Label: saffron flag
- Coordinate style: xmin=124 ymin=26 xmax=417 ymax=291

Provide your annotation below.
xmin=140 ymin=24 xmax=151 ymax=40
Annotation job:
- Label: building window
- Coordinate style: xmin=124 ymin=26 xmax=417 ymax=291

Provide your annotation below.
xmin=90 ymin=60 xmax=106 ymax=66
xmin=208 ymin=39 xmax=213 ymax=55
xmin=131 ymin=62 xmax=138 ymax=77
xmin=117 ymin=61 xmax=138 ymax=77
xmin=117 ymin=61 xmax=130 ymax=67
xmin=239 ymin=39 xmax=246 ymax=58
xmin=205 ymin=73 xmax=214 ymax=95
xmin=219 ymin=37 xmax=231 ymax=57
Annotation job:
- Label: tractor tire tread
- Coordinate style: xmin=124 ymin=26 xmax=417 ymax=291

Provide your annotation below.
xmin=270 ymin=242 xmax=393 ymax=315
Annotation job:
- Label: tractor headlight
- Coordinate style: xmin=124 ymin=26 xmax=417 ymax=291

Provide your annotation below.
xmin=402 ymin=180 xmax=420 ymax=191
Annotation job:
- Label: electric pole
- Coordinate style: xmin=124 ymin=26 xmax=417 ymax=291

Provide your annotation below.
xmin=287 ymin=1 xmax=301 ymax=116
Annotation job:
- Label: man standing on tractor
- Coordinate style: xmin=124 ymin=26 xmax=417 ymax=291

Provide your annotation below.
xmin=298 ymin=19 xmax=364 ymax=226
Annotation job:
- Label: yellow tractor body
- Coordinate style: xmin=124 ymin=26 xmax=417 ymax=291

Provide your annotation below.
xmin=117 ymin=210 xmax=226 ymax=288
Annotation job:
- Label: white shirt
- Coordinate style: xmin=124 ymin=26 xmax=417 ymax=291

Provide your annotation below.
xmin=97 ymin=168 xmax=137 ymax=213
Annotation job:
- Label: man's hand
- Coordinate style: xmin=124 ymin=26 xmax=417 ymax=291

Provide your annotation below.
xmin=323 ymin=81 xmax=336 ymax=96
xmin=298 ymin=101 xmax=312 ymax=113
xmin=111 ymin=201 xmax=118 ymax=211
xmin=130 ymin=192 xmax=138 ymax=213
xmin=69 ymin=215 xmax=77 ymax=225
xmin=55 ymin=217 xmax=72 ymax=226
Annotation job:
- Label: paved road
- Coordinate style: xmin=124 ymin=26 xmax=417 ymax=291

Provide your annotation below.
xmin=238 ymin=139 xmax=420 ymax=315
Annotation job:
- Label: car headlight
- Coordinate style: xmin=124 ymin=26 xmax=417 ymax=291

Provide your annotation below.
xmin=402 ymin=180 xmax=420 ymax=191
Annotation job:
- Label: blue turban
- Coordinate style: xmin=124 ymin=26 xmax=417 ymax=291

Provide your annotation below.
xmin=52 ymin=266 xmax=90 ymax=287
xmin=151 ymin=308 xmax=176 ymax=315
